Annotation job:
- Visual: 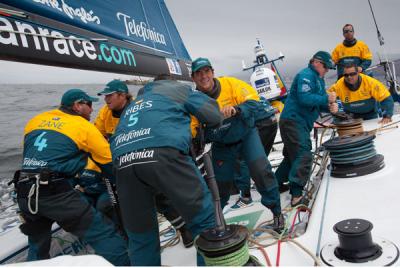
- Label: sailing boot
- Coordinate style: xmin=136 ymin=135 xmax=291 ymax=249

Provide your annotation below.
xmin=273 ymin=213 xmax=285 ymax=233
xmin=177 ymin=224 xmax=194 ymax=248
xmin=231 ymin=189 xmax=253 ymax=210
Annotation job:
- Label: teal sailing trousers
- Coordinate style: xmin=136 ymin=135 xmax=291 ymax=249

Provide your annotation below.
xmin=275 ymin=118 xmax=312 ymax=197
xmin=234 ymin=119 xmax=278 ymax=196
xmin=212 ymin=127 xmax=281 ymax=215
xmin=17 ymin=181 xmax=130 ymax=266
xmin=115 ymin=147 xmax=215 ymax=266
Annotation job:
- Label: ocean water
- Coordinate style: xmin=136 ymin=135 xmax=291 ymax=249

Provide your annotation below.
xmin=0 ymin=84 xmax=140 ymax=180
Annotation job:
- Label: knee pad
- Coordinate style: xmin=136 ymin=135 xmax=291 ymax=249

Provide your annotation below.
xmin=19 ymin=217 xmax=52 ymax=236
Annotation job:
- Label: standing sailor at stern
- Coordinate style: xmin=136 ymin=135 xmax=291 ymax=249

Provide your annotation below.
xmin=275 ymin=52 xmax=338 ymax=207
xmin=191 ymin=57 xmax=284 ymax=231
xmin=15 ymin=89 xmax=129 ymax=265
xmin=328 ymin=63 xmax=394 ymax=123
xmin=111 ymin=76 xmax=222 ymax=266
xmin=332 ymin=24 xmax=372 ymax=79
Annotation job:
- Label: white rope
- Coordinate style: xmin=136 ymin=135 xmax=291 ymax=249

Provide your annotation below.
xmin=27 ymin=176 xmax=40 ymax=214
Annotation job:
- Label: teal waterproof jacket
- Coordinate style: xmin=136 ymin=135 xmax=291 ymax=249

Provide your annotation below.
xmin=280 ymin=65 xmax=329 ymax=132
xmin=254 ymin=97 xmax=276 ymax=122
xmin=111 ymin=80 xmax=222 ymax=161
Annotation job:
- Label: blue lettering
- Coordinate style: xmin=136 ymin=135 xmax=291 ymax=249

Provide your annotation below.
xmin=34 ymin=132 xmax=48 ymax=151
xmin=100 ymin=43 xmax=112 ymax=63
xmin=111 ymin=46 xmax=122 ymax=64
xmin=128 ymin=112 xmax=139 ymax=127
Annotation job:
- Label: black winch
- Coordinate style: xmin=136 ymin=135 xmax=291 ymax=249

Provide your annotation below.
xmin=323 ymin=132 xmax=385 ymax=178
xmin=333 ymin=219 xmax=382 ymax=262
xmin=193 ymin=128 xmax=260 ymax=266
xmin=195 ymin=152 xmax=260 ymax=266
xmin=320 ymin=219 xmax=399 ymax=266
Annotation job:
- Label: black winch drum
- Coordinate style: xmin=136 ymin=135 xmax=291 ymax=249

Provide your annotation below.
xmin=323 ymin=132 xmax=385 ymax=178
xmin=323 ymin=132 xmax=375 ymax=150
xmin=320 ymin=219 xmax=399 ymax=266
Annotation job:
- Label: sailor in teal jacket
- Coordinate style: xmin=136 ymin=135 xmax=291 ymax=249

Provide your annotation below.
xmin=111 ymin=77 xmax=222 ymax=266
xmin=17 ymin=89 xmax=129 ymax=265
xmin=276 ymin=51 xmax=338 ymax=207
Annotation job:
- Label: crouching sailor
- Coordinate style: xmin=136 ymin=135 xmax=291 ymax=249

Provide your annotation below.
xmin=15 ymin=89 xmax=130 ymax=265
xmin=111 ymin=76 xmax=222 ymax=266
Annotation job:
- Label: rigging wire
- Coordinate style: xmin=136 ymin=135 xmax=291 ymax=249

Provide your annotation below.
xmin=367 ymin=0 xmax=399 ymax=94
xmin=367 ymin=0 xmax=384 ymax=46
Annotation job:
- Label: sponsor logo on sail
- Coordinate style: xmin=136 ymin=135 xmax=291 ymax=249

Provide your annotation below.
xmin=117 ymin=12 xmax=166 ymax=45
xmin=32 ymin=0 xmax=101 ymax=24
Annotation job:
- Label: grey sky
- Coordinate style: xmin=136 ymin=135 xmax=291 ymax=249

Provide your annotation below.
xmin=1 ymin=0 xmax=399 ymax=83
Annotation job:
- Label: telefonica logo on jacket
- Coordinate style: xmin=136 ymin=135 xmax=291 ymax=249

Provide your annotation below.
xmin=119 ymin=149 xmax=155 ymax=166
xmin=114 ymin=128 xmax=152 ymax=147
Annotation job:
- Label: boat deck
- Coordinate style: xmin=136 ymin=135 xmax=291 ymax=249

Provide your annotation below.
xmin=1 ymin=115 xmax=399 ymax=266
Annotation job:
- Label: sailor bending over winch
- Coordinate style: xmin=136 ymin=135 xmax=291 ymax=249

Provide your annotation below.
xmin=190 ymin=57 xmax=284 ymax=231
xmin=110 ymin=75 xmax=222 ymax=266
xmin=14 ymin=89 xmax=130 ymax=265
xmin=275 ymin=51 xmax=338 ymax=207
xmin=328 ymin=63 xmax=394 ymax=124
xmin=93 ymin=78 xmax=195 ymax=248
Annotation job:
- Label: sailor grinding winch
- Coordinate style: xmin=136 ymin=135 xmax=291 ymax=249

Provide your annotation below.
xmin=275 ymin=51 xmax=338 ymax=207
xmin=328 ymin=63 xmax=394 ymax=123
xmin=110 ymin=75 xmax=222 ymax=266
xmin=12 ymin=89 xmax=130 ymax=266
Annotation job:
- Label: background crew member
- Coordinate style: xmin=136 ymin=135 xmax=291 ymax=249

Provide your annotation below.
xmin=16 ymin=89 xmax=129 ymax=265
xmin=332 ymin=24 xmax=372 ymax=79
xmin=111 ymin=77 xmax=222 ymax=265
